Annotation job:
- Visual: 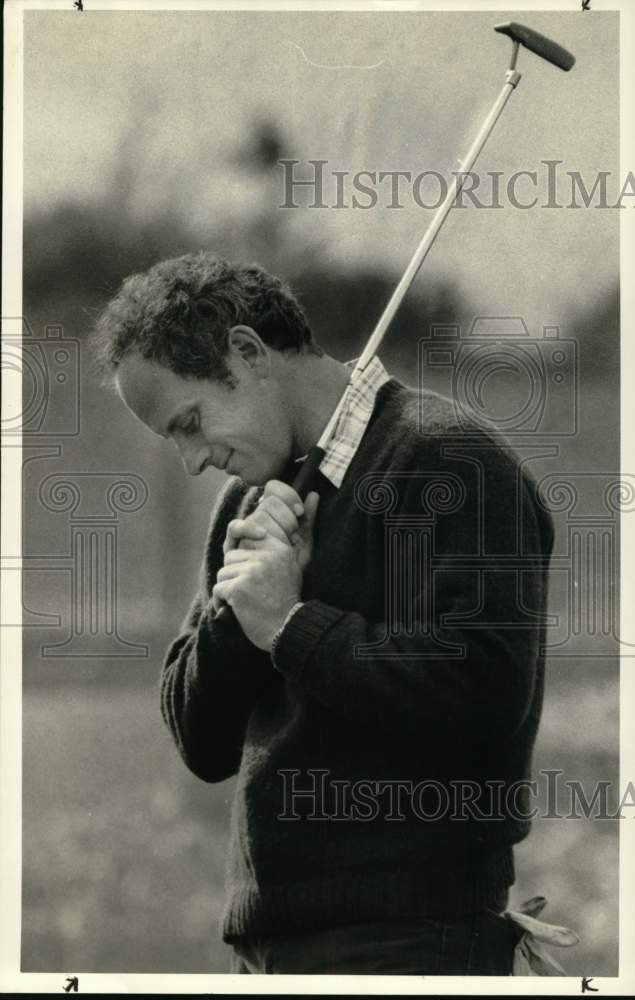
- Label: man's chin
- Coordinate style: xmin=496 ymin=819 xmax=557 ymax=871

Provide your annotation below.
xmin=236 ymin=457 xmax=293 ymax=488
xmin=230 ymin=463 xmax=271 ymax=488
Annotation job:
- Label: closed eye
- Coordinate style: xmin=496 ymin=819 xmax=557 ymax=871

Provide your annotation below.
xmin=180 ymin=412 xmax=199 ymax=435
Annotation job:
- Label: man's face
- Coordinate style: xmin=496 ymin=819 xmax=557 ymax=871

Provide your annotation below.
xmin=114 ymin=340 xmax=294 ymax=486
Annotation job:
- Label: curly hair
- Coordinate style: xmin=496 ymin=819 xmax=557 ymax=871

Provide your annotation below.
xmin=92 ymin=252 xmax=321 ymax=385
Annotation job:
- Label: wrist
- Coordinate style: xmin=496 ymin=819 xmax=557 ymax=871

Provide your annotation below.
xmin=270 ymin=601 xmax=304 ymax=664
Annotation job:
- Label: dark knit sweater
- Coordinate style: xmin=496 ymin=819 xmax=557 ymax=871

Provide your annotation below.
xmin=160 ymin=378 xmax=554 ymax=943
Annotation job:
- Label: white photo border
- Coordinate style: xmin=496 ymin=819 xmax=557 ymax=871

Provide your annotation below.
xmin=2 ymin=0 xmax=634 ymax=994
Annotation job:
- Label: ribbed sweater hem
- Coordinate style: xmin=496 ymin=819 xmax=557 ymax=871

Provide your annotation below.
xmin=221 ymin=846 xmax=515 ymax=942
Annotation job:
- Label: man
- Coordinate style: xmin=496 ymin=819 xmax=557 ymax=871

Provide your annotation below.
xmin=95 ymin=251 xmax=554 ymax=974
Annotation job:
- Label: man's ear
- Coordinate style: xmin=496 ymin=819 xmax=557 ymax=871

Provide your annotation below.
xmin=227 ymin=325 xmax=270 ymax=377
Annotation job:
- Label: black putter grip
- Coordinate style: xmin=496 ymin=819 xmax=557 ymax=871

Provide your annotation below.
xmin=290 ymin=445 xmax=326 ymax=500
xmin=495 ymin=22 xmax=575 ymax=72
xmin=213 ymin=445 xmax=326 ymax=628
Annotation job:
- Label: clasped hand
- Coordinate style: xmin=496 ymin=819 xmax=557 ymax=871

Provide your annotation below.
xmin=212 ymin=481 xmax=320 ymax=652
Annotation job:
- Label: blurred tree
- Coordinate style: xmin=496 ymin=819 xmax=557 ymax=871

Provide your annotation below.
xmin=233 ymin=119 xmax=286 ymax=172
xmin=293 ymin=267 xmax=464 ymax=371
xmin=570 ymin=282 xmax=619 ymax=384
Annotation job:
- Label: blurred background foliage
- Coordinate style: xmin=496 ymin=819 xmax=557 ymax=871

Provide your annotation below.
xmin=19 ymin=9 xmax=619 ymax=976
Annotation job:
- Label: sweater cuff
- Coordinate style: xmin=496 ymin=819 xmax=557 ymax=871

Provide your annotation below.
xmin=270 ymin=601 xmax=304 ymax=668
xmin=271 ymin=600 xmax=347 ymax=681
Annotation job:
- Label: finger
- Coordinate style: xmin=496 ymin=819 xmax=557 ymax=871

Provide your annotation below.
xmin=216 ymin=563 xmax=249 ymax=582
xmin=236 ymin=535 xmax=267 ymax=551
xmin=299 ymin=491 xmax=320 ymax=540
xmin=223 ymin=518 xmax=267 ymax=554
xmin=252 ymin=495 xmax=300 ymax=540
xmin=223 ymin=519 xmax=243 ymax=554
xmin=232 ymin=529 xmax=291 ymax=553
xmin=212 ymin=580 xmax=234 ymax=606
xmin=246 ymin=507 xmax=292 ymax=546
xmin=224 ymin=547 xmax=260 ymax=565
xmin=262 ymin=480 xmax=304 ymax=518
xmin=228 ymin=518 xmax=268 ymax=541
xmin=303 ymin=491 xmax=320 ymax=528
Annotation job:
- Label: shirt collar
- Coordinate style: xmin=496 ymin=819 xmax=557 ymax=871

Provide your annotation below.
xmin=317 ymin=356 xmax=391 ymax=489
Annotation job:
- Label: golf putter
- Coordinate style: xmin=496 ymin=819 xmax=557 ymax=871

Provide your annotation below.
xmin=215 ymin=22 xmax=575 ymax=625
xmin=292 ymin=21 xmax=575 ymax=497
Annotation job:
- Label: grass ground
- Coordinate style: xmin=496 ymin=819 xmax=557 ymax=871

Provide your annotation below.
xmin=21 ymin=666 xmax=619 ymax=975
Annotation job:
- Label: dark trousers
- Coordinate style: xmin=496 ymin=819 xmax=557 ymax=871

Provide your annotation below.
xmin=229 ymin=910 xmax=520 ymax=975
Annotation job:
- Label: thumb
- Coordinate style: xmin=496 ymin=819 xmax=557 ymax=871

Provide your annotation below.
xmin=302 ymin=491 xmax=320 ymax=535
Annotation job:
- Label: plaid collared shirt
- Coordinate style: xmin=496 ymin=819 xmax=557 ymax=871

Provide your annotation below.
xmin=271 ymin=354 xmax=392 ymax=661
xmin=318 ymin=356 xmax=391 ymax=489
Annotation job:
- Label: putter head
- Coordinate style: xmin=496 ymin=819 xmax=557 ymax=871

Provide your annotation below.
xmin=495 ymin=22 xmax=575 ymax=72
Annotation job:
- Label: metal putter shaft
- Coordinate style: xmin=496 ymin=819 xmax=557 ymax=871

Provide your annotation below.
xmin=215 ymin=22 xmax=575 ymax=625
xmin=291 ymin=22 xmax=574 ymax=498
